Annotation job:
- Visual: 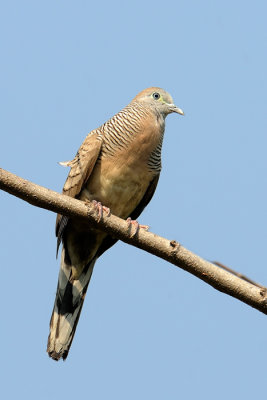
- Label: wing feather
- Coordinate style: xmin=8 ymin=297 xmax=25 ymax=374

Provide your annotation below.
xmin=56 ymin=131 xmax=103 ymax=250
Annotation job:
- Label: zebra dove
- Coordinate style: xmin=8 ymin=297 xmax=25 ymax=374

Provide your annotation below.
xmin=47 ymin=87 xmax=184 ymax=361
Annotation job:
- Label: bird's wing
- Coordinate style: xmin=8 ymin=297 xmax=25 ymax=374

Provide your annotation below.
xmin=61 ymin=131 xmax=102 ymax=198
xmin=56 ymin=131 xmax=103 ymax=250
xmin=130 ymin=173 xmax=160 ymax=220
xmin=96 ymin=173 xmax=160 ymax=258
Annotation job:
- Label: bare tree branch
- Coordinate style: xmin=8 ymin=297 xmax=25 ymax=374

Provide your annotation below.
xmin=1 ymin=167 xmax=267 ymax=315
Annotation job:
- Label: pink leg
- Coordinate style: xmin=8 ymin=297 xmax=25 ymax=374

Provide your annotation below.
xmin=126 ymin=217 xmax=149 ymax=238
xmin=92 ymin=200 xmax=111 ymax=222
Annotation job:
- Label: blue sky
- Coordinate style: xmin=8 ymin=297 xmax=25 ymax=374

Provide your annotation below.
xmin=1 ymin=1 xmax=267 ymax=399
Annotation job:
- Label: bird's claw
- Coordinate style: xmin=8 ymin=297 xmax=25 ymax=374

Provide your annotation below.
xmin=126 ymin=217 xmax=149 ymax=238
xmin=92 ymin=200 xmax=111 ymax=222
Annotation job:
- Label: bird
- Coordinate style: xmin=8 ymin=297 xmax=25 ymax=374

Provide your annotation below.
xmin=47 ymin=87 xmax=184 ymax=361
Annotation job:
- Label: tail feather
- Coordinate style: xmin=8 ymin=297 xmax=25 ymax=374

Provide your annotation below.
xmin=47 ymin=249 xmax=96 ymax=361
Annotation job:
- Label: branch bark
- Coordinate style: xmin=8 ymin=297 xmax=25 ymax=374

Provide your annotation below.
xmin=1 ymin=167 xmax=267 ymax=314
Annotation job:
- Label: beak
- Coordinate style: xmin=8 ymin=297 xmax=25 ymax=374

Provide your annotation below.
xmin=169 ymin=104 xmax=184 ymax=115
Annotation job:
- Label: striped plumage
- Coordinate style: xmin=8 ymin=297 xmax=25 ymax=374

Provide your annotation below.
xmin=47 ymin=87 xmax=184 ymax=361
xmin=101 ymin=102 xmax=158 ymax=160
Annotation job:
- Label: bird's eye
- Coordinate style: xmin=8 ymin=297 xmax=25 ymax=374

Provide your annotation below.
xmin=152 ymin=92 xmax=160 ymax=100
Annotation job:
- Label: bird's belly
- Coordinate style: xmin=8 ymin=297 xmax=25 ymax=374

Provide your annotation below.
xmin=80 ymin=161 xmax=152 ymax=219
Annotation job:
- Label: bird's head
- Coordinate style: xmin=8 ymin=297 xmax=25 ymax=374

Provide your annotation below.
xmin=132 ymin=87 xmax=184 ymax=117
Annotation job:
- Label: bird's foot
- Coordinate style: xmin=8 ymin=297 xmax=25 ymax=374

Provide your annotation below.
xmin=126 ymin=217 xmax=149 ymax=238
xmin=92 ymin=200 xmax=111 ymax=222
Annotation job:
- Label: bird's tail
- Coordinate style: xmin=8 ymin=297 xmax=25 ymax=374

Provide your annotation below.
xmin=47 ymin=248 xmax=96 ymax=361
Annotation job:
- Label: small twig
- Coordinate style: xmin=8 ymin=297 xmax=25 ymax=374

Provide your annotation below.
xmin=213 ymin=261 xmax=264 ymax=288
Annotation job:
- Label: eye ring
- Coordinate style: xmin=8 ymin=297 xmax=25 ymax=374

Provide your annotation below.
xmin=152 ymin=92 xmax=160 ymax=100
